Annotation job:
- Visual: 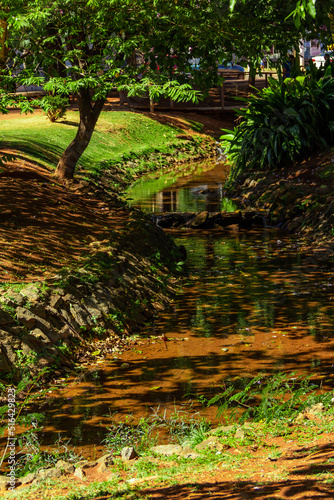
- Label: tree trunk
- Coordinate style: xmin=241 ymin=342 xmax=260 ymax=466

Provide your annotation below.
xmin=0 ymin=20 xmax=8 ymax=69
xmin=55 ymin=88 xmax=105 ymax=179
xmin=248 ymin=62 xmax=256 ymax=87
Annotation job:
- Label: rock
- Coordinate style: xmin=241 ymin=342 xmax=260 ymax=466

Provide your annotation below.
xmin=0 ymin=346 xmax=13 ymax=373
xmin=20 ymin=285 xmax=40 ymax=302
xmin=89 ymin=292 xmax=110 ymax=315
xmin=82 ymin=297 xmax=102 ymax=319
xmin=73 ymin=459 xmax=99 ymax=471
xmin=295 ymin=402 xmax=324 ymax=423
xmin=195 ymin=437 xmax=228 ymax=452
xmin=74 ymin=467 xmax=86 ymax=479
xmin=49 ymin=294 xmax=63 ymax=309
xmin=55 ymin=459 xmax=75 ymax=474
xmin=0 ymin=292 xmax=25 ymax=307
xmin=69 ymin=303 xmax=93 ymax=327
xmin=208 ymin=425 xmax=235 ymax=435
xmin=0 ymin=308 xmax=16 ymax=326
xmin=188 ymin=211 xmax=209 ymax=228
xmin=0 ymin=340 xmax=17 ymax=366
xmin=30 ymin=303 xmax=47 ymax=320
xmin=74 ymin=460 xmax=89 ymax=468
xmin=234 ymin=428 xmax=245 ymax=440
xmin=157 ymin=213 xmax=186 ymax=229
xmin=180 ymin=447 xmax=201 ymax=459
xmin=20 ymin=472 xmax=37 ymax=485
xmin=37 ymin=467 xmax=62 ymax=480
xmin=58 ymin=325 xmax=72 ymax=339
xmin=107 ymin=472 xmax=120 ymax=481
xmin=295 ymin=413 xmax=308 ymax=423
xmin=307 ymin=403 xmax=324 ymax=415
xmin=121 ymin=446 xmax=138 ymax=461
xmin=60 ymin=308 xmax=81 ymax=332
xmin=30 ymin=328 xmax=51 ymax=343
xmin=96 ymin=453 xmax=114 ymax=473
xmin=0 ymin=475 xmax=11 ymax=491
xmin=15 ymin=307 xmax=37 ymax=329
xmin=151 ymin=444 xmax=183 ymax=456
xmin=127 ymin=475 xmax=158 ymax=485
xmin=97 ymin=453 xmax=114 ymax=467
xmin=63 ymin=293 xmax=77 ymax=303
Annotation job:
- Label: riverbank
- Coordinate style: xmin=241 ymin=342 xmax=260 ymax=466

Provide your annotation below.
xmin=2 ymin=401 xmax=334 ymax=500
xmin=226 ymin=147 xmax=334 ymax=267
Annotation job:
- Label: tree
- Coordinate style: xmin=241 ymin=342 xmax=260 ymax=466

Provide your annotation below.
xmin=1 ymin=0 xmax=333 ymax=179
xmin=2 ymin=0 xmax=223 ymax=179
xmin=228 ymin=0 xmax=332 ymax=28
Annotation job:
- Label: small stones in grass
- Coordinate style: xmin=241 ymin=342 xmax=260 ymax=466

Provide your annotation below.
xmin=121 ymin=446 xmax=138 ymax=461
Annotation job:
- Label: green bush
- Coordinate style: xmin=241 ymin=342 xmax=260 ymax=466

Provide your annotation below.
xmin=221 ymin=76 xmax=334 ymax=182
xmin=38 ymin=94 xmax=69 ymax=122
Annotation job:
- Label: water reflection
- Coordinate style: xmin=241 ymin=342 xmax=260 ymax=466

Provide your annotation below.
xmin=177 ymin=231 xmax=334 ymax=340
xmin=126 ymin=161 xmax=236 ymax=213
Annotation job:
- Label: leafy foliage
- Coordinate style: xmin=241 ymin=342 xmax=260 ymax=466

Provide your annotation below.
xmin=221 ymin=76 xmax=334 ymax=181
xmin=229 ymin=0 xmax=328 ymax=29
xmin=36 ymin=94 xmax=69 ymax=122
xmin=205 ymin=372 xmax=333 ymax=423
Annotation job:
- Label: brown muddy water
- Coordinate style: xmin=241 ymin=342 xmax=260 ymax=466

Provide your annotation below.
xmin=22 ymin=162 xmax=334 ymax=458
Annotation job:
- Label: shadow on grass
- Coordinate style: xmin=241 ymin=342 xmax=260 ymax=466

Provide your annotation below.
xmin=1 ymin=137 xmax=92 ymax=170
xmin=59 ymin=120 xmax=79 ymax=127
xmin=1 ymin=138 xmax=62 ymax=168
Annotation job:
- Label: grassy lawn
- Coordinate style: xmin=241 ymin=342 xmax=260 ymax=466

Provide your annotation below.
xmin=0 ymin=110 xmax=189 ymax=173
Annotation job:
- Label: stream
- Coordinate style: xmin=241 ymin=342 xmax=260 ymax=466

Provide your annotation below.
xmin=34 ymin=160 xmax=334 ymax=458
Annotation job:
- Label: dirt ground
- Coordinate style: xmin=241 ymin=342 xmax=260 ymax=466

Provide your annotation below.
xmin=10 ymin=421 xmax=334 ymax=500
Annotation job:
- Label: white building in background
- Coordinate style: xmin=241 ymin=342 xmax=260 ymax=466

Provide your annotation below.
xmin=301 ymin=39 xmax=324 ymax=64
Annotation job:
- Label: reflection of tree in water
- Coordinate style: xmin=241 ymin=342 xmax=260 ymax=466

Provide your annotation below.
xmin=307 ymin=308 xmax=326 ymax=338
xmin=178 ymin=232 xmax=334 ymax=346
xmin=173 ymin=356 xmax=195 ymax=370
xmin=254 ymin=300 xmax=275 ymax=329
xmin=204 ymin=237 xmax=216 ymax=271
xmin=161 ymin=190 xmax=177 ymax=212
xmin=190 ymin=299 xmax=213 ymax=337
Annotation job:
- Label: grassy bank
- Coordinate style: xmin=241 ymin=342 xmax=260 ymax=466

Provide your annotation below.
xmin=0 ymin=110 xmax=214 ymax=181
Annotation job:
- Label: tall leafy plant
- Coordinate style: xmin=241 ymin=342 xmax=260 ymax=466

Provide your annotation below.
xmin=221 ymin=76 xmax=334 ymax=182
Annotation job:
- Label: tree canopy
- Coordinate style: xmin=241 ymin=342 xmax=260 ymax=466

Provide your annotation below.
xmin=1 ymin=0 xmax=334 ymax=178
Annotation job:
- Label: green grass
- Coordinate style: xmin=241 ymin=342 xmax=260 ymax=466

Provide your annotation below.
xmin=0 ymin=110 xmax=191 ymax=173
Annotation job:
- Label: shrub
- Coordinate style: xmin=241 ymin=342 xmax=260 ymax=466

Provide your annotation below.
xmin=221 ymin=76 xmax=334 ymax=182
xmin=38 ymin=94 xmax=69 ymax=122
